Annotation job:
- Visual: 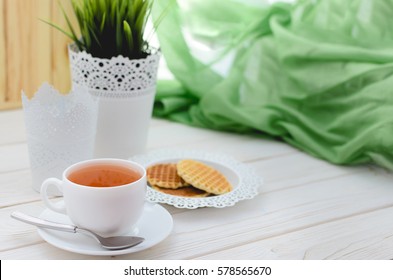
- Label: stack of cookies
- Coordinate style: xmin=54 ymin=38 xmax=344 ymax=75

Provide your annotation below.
xmin=147 ymin=159 xmax=233 ymax=197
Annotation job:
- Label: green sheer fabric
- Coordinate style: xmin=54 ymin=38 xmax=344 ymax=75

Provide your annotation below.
xmin=152 ymin=0 xmax=393 ymax=170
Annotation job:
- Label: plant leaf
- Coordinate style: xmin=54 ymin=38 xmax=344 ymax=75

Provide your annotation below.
xmin=100 ymin=12 xmax=106 ymax=32
xmin=152 ymin=0 xmax=175 ymax=31
xmin=87 ymin=25 xmax=102 ymax=49
xmin=39 ymin=18 xmax=85 ymax=50
xmin=116 ymin=4 xmax=123 ymax=53
xmin=135 ymin=0 xmax=149 ymax=33
xmin=123 ymin=20 xmax=134 ymax=53
xmin=58 ymin=1 xmax=82 ymax=49
xmin=49 ymin=0 xmax=161 ymax=58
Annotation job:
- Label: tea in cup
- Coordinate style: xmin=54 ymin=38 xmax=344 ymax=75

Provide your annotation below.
xmin=41 ymin=158 xmax=146 ymax=237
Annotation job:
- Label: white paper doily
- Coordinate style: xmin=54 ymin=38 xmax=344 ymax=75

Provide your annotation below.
xmin=131 ymin=149 xmax=262 ymax=209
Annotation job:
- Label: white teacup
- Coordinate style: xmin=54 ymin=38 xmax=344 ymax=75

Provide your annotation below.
xmin=41 ymin=158 xmax=147 ymax=237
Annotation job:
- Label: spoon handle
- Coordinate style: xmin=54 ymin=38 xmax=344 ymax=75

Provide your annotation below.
xmin=11 ymin=211 xmax=76 ymax=233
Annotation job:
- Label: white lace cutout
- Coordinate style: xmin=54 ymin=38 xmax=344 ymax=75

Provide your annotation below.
xmin=22 ymin=83 xmax=98 ymax=192
xmin=68 ymin=45 xmax=160 ymax=98
xmin=131 ymin=149 xmax=262 ymax=209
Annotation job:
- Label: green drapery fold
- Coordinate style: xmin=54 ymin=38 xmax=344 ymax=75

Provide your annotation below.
xmin=152 ymin=0 xmax=393 ymax=170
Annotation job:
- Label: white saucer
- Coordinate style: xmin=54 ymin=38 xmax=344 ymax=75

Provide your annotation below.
xmin=37 ymin=203 xmax=173 ymax=256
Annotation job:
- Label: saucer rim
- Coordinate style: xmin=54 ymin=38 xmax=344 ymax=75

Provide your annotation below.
xmin=37 ymin=203 xmax=173 ymax=256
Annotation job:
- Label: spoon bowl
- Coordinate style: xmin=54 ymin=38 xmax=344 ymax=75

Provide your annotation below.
xmin=11 ymin=211 xmax=144 ymax=250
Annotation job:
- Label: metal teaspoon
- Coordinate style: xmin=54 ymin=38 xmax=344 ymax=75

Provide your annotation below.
xmin=11 ymin=211 xmax=144 ymax=250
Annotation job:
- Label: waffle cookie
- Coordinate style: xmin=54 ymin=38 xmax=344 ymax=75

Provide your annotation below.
xmin=177 ymin=159 xmax=233 ymax=195
xmin=152 ymin=185 xmax=210 ymax=198
xmin=147 ymin=163 xmax=188 ymax=189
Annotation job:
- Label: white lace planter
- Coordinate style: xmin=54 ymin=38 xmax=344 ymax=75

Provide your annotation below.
xmin=68 ymin=45 xmax=160 ymax=158
xmin=22 ymin=84 xmax=98 ymax=194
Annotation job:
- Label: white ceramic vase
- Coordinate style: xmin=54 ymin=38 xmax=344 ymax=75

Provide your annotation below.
xmin=68 ymin=44 xmax=160 ymax=159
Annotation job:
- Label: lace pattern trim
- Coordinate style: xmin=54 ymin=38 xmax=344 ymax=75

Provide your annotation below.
xmin=69 ymin=45 xmax=160 ymax=98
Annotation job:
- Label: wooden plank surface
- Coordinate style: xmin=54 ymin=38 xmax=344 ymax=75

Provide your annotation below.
xmin=5 ymin=0 xmax=52 ymax=100
xmin=50 ymin=0 xmax=74 ymax=94
xmin=196 ymin=206 xmax=393 ymax=260
xmin=1 ymin=168 xmax=393 ymax=259
xmin=0 ymin=0 xmax=74 ymax=109
xmin=0 ymin=0 xmax=5 ymax=104
xmin=1 ymin=110 xmax=393 ymax=260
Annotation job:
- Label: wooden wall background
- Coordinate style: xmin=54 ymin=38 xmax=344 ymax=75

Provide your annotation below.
xmin=0 ymin=0 xmax=75 ymax=110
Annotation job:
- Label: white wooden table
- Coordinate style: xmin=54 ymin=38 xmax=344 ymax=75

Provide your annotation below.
xmin=1 ymin=109 xmax=393 ymax=260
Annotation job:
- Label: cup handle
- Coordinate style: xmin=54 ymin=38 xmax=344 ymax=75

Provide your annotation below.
xmin=41 ymin=178 xmax=66 ymax=214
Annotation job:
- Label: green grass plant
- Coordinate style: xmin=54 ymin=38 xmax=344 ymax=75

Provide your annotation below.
xmin=44 ymin=0 xmax=163 ymax=59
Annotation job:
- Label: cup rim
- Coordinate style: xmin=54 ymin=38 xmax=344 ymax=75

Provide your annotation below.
xmin=63 ymin=158 xmax=146 ymax=189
